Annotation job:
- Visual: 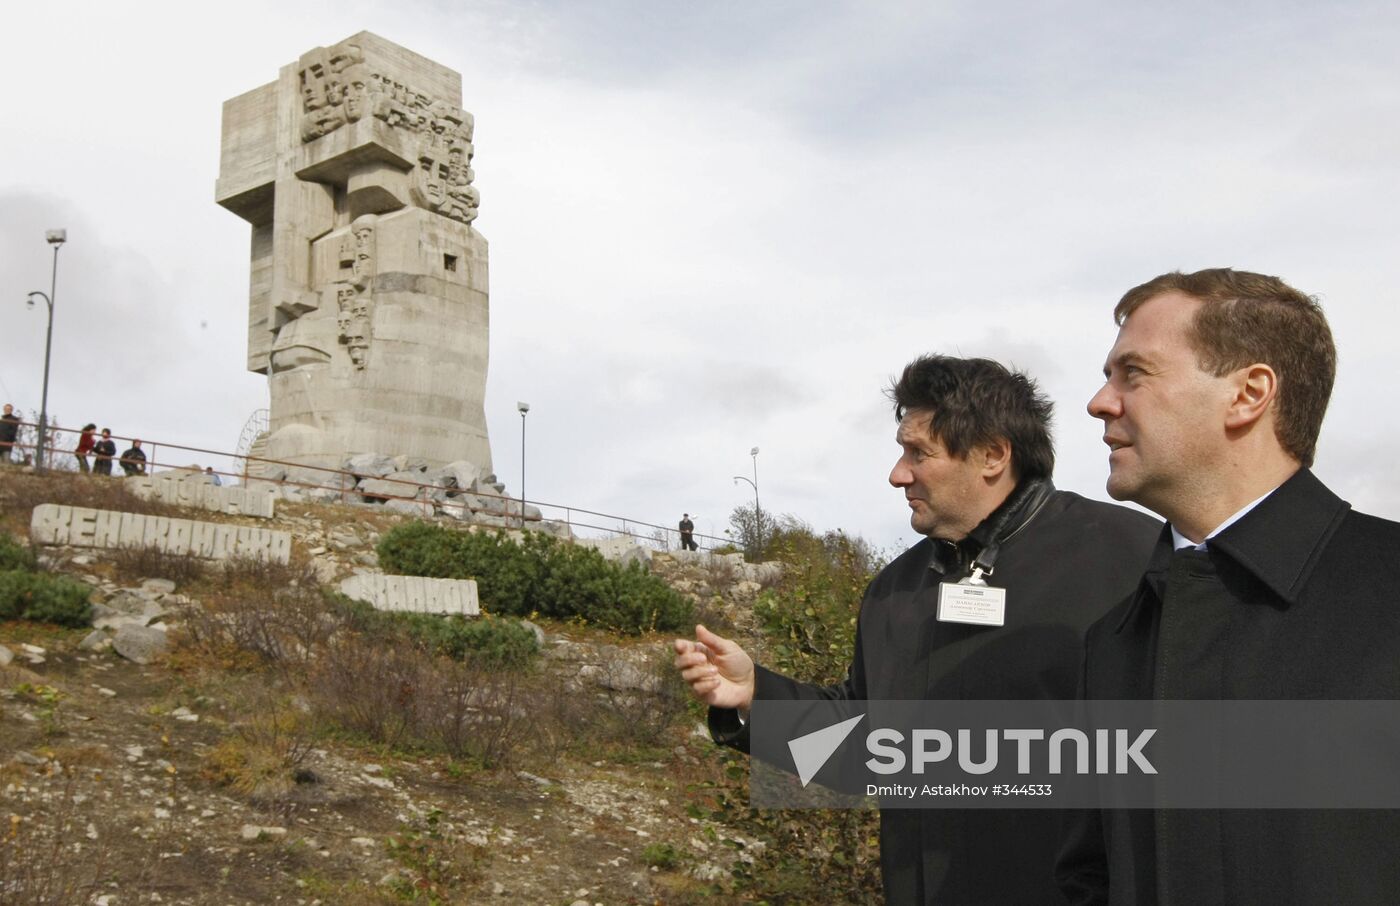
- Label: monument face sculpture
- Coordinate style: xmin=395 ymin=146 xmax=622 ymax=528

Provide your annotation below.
xmin=216 ymin=32 xmax=491 ymax=473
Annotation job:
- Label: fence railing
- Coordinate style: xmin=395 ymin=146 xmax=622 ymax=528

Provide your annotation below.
xmin=0 ymin=420 xmax=735 ymax=552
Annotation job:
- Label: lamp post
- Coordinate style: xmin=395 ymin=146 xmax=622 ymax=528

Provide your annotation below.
xmin=732 ymin=445 xmax=761 ymax=555
xmin=517 ymin=401 xmax=530 ymax=528
xmin=26 ymin=228 xmax=65 ymax=471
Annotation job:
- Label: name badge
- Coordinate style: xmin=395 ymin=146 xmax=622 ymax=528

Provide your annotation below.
xmin=937 ymin=581 xmax=1007 ymax=626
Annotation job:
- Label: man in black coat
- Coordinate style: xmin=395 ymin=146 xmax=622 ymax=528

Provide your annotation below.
xmin=92 ymin=428 xmax=117 ymax=476
xmin=1059 ymin=268 xmax=1400 ymax=905
xmin=0 ymin=404 xmax=20 ymax=463
xmin=119 ymin=438 xmax=148 ymax=476
xmin=674 ymin=355 xmax=1159 ymax=904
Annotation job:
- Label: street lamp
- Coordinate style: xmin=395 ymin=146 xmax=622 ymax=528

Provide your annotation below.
xmin=517 ymin=401 xmax=530 ymax=527
xmin=732 ymin=445 xmax=761 ymax=554
xmin=25 ymin=228 xmax=65 ymax=471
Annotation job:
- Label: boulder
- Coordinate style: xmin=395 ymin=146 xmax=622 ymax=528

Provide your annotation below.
xmin=384 ymin=498 xmax=430 ymax=516
xmin=285 ymin=466 xmax=355 ymax=490
xmin=438 ymin=500 xmax=470 ymax=521
xmin=95 ymin=612 xmax=156 ymax=633
xmin=0 ymin=644 xmax=12 ymax=668
xmin=141 ymin=578 xmax=177 ymax=596
xmin=79 ymin=630 xmax=112 ymax=652
xmin=536 ymin=520 xmax=574 ymax=539
xmin=359 ymin=477 xmax=420 ymax=502
xmin=438 ymin=460 xmax=484 ymax=490
xmin=579 ymin=537 xmax=653 ymax=563
xmin=471 ymin=494 xmax=512 ymax=516
xmin=113 ymin=625 xmax=168 ymax=665
xmin=422 ymin=486 xmax=454 ymax=504
xmin=343 ymin=453 xmax=398 ymax=479
xmin=580 ymin=660 xmax=663 ymax=694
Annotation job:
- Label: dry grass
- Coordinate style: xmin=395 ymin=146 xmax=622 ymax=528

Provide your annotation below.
xmin=107 ymin=544 xmax=207 ymax=585
xmin=200 ymin=694 xmax=316 ymax=802
xmin=179 ymin=558 xmax=330 ymax=676
xmin=0 ymin=470 xmax=180 ymax=530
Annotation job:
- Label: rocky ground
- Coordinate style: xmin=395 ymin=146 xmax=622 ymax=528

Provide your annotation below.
xmin=1 ymin=480 xmax=780 ymax=906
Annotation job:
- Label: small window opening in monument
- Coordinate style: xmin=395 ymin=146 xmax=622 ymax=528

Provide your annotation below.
xmin=444 ymin=254 xmax=458 ymax=271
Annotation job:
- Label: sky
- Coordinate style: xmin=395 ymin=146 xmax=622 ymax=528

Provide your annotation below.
xmin=3 ymin=1 xmax=1400 ymax=554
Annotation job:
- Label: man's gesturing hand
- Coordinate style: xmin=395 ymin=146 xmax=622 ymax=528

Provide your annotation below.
xmin=672 ymin=624 xmax=755 ymax=711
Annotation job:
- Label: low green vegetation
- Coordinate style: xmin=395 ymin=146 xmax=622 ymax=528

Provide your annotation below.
xmin=642 ymin=841 xmax=683 ymax=870
xmin=0 ymin=532 xmax=38 ymax=572
xmin=0 ymin=532 xmax=92 ymax=628
xmin=332 ymin=595 xmax=539 ymax=669
xmin=376 ymin=522 xmax=693 ymax=633
xmin=751 ymin=516 xmax=881 ymax=686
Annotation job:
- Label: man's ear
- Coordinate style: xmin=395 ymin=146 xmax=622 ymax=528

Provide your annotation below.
xmin=1224 ymin=363 xmax=1278 ymax=430
xmin=978 ymin=437 xmax=1013 ymax=480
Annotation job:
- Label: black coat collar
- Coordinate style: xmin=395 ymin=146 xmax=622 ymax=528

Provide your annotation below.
xmin=928 ymin=477 xmax=1056 ymax=578
xmin=1114 ymin=468 xmax=1350 ymax=632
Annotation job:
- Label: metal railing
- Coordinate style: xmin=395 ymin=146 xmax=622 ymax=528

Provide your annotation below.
xmin=0 ymin=420 xmax=734 ymax=552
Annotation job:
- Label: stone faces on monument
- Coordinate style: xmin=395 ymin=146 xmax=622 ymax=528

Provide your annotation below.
xmin=298 ymin=43 xmax=366 ymax=141
xmin=297 ymin=43 xmax=479 ymax=227
xmin=322 ymin=214 xmax=378 ymax=370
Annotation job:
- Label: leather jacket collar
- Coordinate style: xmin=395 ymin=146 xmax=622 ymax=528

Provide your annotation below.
xmin=929 ymin=477 xmax=1056 ymax=578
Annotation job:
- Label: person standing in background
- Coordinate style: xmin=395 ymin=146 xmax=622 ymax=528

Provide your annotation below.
xmin=0 ymin=404 xmax=20 ymax=464
xmin=119 ymin=439 xmax=148 ymax=476
xmin=75 ymin=423 xmax=97 ymax=473
xmin=92 ymin=429 xmax=117 ymax=476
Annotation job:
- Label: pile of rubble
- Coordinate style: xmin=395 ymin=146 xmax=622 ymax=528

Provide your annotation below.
xmin=242 ymin=453 xmax=570 ymax=535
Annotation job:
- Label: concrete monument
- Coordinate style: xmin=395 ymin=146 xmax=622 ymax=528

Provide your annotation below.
xmin=216 ymin=32 xmax=492 ymax=473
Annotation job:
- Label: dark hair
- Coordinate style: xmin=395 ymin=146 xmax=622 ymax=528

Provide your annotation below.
xmin=1116 ymin=268 xmax=1335 ymax=467
xmin=889 ymin=355 xmax=1055 ymax=480
xmin=82 ymin=423 xmax=96 ymax=431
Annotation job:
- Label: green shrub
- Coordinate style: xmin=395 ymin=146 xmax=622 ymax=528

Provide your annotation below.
xmin=752 ymin=520 xmax=882 ymax=685
xmin=328 ymin=594 xmax=539 ymax=669
xmin=0 ymin=570 xmax=93 ymax=627
xmin=0 ymin=533 xmax=37 ymax=572
xmin=377 ymin=523 xmax=543 ymax=615
xmin=641 ymin=841 xmax=682 ymax=870
xmin=397 ymin=613 xmax=539 ymax=669
xmin=377 ymin=523 xmax=693 ymax=634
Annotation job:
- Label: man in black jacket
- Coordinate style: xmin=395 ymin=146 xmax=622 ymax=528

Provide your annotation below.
xmin=1059 ymin=268 xmax=1400 ymax=905
xmin=92 ymin=428 xmax=117 ymax=476
xmin=675 ymin=355 xmax=1159 ymax=904
xmin=0 ymin=404 xmax=20 ymax=463
xmin=119 ymin=438 xmax=148 ymax=476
